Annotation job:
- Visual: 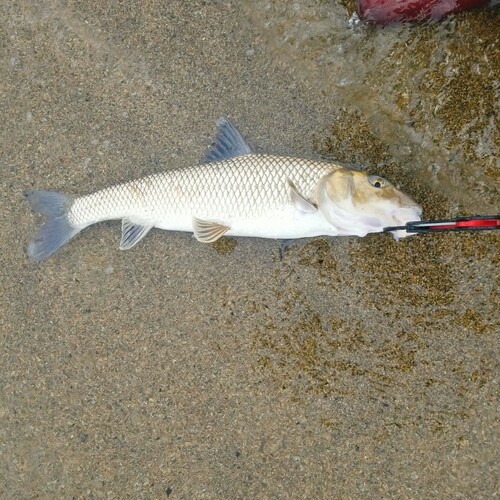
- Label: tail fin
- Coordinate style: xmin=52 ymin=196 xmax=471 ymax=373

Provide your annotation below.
xmin=25 ymin=190 xmax=79 ymax=261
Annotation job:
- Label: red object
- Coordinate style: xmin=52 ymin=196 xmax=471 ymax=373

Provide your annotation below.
xmin=357 ymin=0 xmax=489 ymax=23
xmin=425 ymin=218 xmax=500 ymax=230
xmin=382 ymin=215 xmax=500 ymax=234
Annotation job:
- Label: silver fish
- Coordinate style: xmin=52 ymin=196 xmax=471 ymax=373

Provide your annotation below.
xmin=25 ymin=118 xmax=422 ymax=260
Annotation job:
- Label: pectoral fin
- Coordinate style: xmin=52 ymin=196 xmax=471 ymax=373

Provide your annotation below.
xmin=120 ymin=219 xmax=153 ymax=250
xmin=288 ymin=179 xmax=317 ymax=213
xmin=193 ymin=217 xmax=230 ymax=243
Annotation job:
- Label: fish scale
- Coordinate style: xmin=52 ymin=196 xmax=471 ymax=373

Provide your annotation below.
xmin=68 ymin=154 xmax=336 ymax=227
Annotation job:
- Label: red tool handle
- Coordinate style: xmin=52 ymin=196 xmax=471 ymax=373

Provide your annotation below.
xmin=424 ymin=218 xmax=500 ymax=230
xmin=383 ymin=215 xmax=500 ymax=234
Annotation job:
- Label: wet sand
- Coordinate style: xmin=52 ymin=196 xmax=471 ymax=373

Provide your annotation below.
xmin=1 ymin=1 xmax=498 ymax=498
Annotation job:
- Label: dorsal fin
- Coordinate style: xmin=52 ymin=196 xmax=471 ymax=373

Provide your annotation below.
xmin=203 ymin=117 xmax=252 ymax=163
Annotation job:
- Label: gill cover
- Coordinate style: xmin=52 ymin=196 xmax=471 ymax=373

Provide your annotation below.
xmin=317 ymin=169 xmax=391 ymax=236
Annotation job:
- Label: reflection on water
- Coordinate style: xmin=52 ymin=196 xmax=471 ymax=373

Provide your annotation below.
xmin=244 ymin=1 xmax=498 ymax=213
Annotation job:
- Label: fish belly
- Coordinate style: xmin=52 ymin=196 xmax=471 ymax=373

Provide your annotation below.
xmin=227 ymin=211 xmax=338 ymax=239
xmin=154 ymin=207 xmax=337 ymax=239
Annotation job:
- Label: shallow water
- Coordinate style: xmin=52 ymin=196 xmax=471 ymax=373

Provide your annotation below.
xmin=2 ymin=1 xmax=498 ymax=497
xmin=244 ymin=1 xmax=499 ymax=213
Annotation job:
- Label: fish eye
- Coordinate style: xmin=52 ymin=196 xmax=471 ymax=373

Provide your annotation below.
xmin=368 ymin=175 xmax=386 ymax=188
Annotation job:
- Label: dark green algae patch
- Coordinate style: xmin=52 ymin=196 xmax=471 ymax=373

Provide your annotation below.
xmin=210 ymin=237 xmax=238 ymax=255
xmin=250 ymin=231 xmax=497 ymax=436
xmin=254 ymin=233 xmax=497 ymax=369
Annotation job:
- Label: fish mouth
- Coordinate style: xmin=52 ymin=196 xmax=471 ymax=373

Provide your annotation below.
xmin=390 ymin=205 xmax=423 ymax=240
xmin=392 ymin=205 xmax=422 ymax=224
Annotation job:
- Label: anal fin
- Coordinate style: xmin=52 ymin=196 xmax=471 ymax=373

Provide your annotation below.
xmin=120 ymin=219 xmax=153 ymax=250
xmin=193 ymin=217 xmax=230 ymax=243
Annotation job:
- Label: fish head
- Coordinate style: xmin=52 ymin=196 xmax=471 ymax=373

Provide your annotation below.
xmin=318 ymin=168 xmax=422 ymax=239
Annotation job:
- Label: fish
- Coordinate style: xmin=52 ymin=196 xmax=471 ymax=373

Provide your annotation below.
xmin=25 ymin=117 xmax=422 ymax=260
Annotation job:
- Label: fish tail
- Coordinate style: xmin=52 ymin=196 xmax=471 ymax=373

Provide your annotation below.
xmin=25 ymin=190 xmax=80 ymax=261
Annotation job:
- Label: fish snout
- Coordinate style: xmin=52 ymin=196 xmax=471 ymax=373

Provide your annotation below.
xmin=390 ymin=205 xmax=422 ymax=240
xmin=393 ymin=204 xmax=422 ymax=224
xmin=398 ymin=190 xmax=422 ymax=211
